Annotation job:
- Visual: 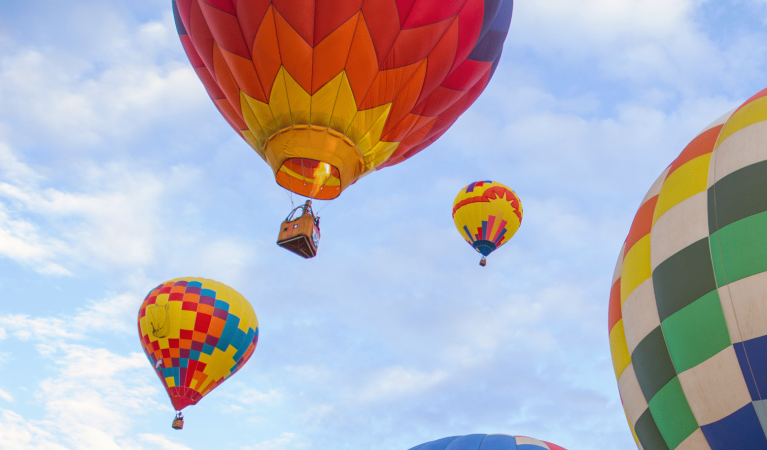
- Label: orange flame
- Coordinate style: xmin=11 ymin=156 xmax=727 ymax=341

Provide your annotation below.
xmin=309 ymin=162 xmax=332 ymax=198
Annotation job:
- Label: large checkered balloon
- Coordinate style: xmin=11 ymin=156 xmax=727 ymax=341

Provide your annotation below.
xmin=408 ymin=434 xmax=567 ymax=450
xmin=609 ymin=87 xmax=767 ymax=449
xmin=138 ymin=277 xmax=258 ymax=412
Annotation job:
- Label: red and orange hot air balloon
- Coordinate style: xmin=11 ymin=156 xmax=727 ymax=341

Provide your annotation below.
xmin=172 ymin=0 xmax=515 ymax=256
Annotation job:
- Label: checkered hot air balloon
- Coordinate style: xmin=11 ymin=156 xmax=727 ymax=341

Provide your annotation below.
xmin=452 ymin=180 xmax=522 ymax=266
xmin=172 ymin=0 xmax=514 ymax=200
xmin=609 ymin=87 xmax=767 ymax=449
xmin=137 ymin=278 xmax=258 ymax=429
xmin=408 ymin=434 xmax=567 ymax=450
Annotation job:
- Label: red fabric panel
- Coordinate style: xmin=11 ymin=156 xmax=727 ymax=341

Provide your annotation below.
xmin=272 ymin=0 xmax=315 ymax=45
xmin=200 ymin=0 xmax=235 ymax=15
xmin=667 ymin=125 xmax=721 ymax=177
xmin=274 ymin=8 xmax=313 ymax=92
xmin=608 ymin=279 xmax=622 ymax=332
xmin=188 ymin=0 xmax=216 ymax=78
xmin=403 ymin=0 xmax=466 ymax=29
xmin=359 ymin=61 xmax=424 ymax=109
xmin=449 ymin=0 xmax=483 ymax=74
xmin=195 ymin=67 xmax=225 ymax=100
xmin=441 ymin=58 xmax=491 ymax=91
xmin=381 ymin=113 xmax=435 ymax=142
xmin=346 ymin=16 xmax=383 ymax=105
xmin=314 ymin=0 xmax=364 ymax=45
xmin=211 ymin=44 xmax=243 ymax=120
xmin=180 ymin=35 xmax=204 ymax=68
xmin=381 ymin=61 xmax=428 ymax=135
xmin=413 ymin=86 xmax=465 ymax=117
xmin=219 ymin=47 xmax=266 ymax=102
xmin=416 ymin=19 xmax=459 ymax=105
xmin=382 ymin=18 xmax=455 ymax=69
xmin=176 ymin=0 xmax=193 ymax=29
xmin=251 ymin=6 xmax=282 ymax=99
xmin=624 ymin=196 xmax=658 ymax=256
xmin=362 ymin=0 xmax=401 ymax=67
xmin=235 ymin=0 xmax=271 ymax=55
xmin=312 ymin=13 xmax=359 ymax=93
xmin=198 ymin=0 xmax=249 ymax=58
xmin=395 ymin=0 xmax=417 ymax=27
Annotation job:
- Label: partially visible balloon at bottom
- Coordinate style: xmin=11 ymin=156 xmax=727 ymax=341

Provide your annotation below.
xmin=408 ymin=434 xmax=567 ymax=450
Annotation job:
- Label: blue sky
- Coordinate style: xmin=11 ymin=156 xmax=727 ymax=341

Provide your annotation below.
xmin=1 ymin=1 xmax=767 ymax=449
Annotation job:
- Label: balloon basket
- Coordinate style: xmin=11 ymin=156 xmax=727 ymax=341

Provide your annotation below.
xmin=277 ymin=200 xmax=320 ymax=258
xmin=172 ymin=418 xmax=184 ymax=430
xmin=479 ymin=257 xmax=487 ymax=267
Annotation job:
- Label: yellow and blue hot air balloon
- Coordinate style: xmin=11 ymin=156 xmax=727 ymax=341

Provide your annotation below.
xmin=452 ymin=181 xmax=522 ymax=266
xmin=137 ymin=277 xmax=258 ymax=429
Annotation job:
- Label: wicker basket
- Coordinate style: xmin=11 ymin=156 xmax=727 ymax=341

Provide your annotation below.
xmin=172 ymin=419 xmax=184 ymax=430
xmin=277 ymin=203 xmax=320 ymax=258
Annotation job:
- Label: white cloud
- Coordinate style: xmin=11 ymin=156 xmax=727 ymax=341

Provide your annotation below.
xmin=241 ymin=432 xmax=308 ymax=450
xmin=0 ymin=409 xmax=69 ymax=450
xmin=0 ymin=387 xmax=13 ymax=402
xmin=358 ymin=367 xmax=448 ymax=402
xmin=137 ymin=434 xmax=193 ymax=450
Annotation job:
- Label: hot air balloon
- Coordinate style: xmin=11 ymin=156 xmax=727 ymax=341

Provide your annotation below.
xmin=452 ymin=180 xmax=522 ymax=266
xmin=609 ymin=87 xmax=767 ymax=449
xmin=137 ymin=277 xmax=258 ymax=429
xmin=408 ymin=434 xmax=567 ymax=450
xmin=171 ymin=0 xmax=515 ymax=257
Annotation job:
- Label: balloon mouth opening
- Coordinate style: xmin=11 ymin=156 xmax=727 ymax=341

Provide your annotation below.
xmin=169 ymin=389 xmax=202 ymax=411
xmin=263 ymin=125 xmax=365 ymax=199
xmin=472 ymin=240 xmax=497 ymax=256
xmin=276 ymin=158 xmax=341 ymax=200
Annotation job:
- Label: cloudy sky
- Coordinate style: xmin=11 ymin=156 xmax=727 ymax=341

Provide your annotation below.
xmin=1 ymin=1 xmax=767 ymax=449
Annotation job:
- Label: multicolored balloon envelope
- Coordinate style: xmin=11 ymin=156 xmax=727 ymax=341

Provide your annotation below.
xmin=609 ymin=87 xmax=767 ymax=449
xmin=453 ymin=180 xmax=522 ymax=266
xmin=408 ymin=434 xmax=567 ymax=450
xmin=137 ymin=277 xmax=258 ymax=426
xmin=172 ymin=0 xmax=514 ymax=199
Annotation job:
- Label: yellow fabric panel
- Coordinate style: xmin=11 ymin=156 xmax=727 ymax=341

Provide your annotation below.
xmin=239 ymin=92 xmax=267 ymax=151
xmin=284 ymin=69 xmax=311 ymax=125
xmin=362 ymin=141 xmax=400 ymax=172
xmin=715 ymin=95 xmax=767 ymax=148
xmin=167 ymin=301 xmax=182 ymax=340
xmin=240 ymin=129 xmax=265 ymax=157
xmin=346 ymin=103 xmax=391 ymax=144
xmin=179 ymin=310 xmax=196 ymax=331
xmin=165 ymin=376 xmax=176 ymax=388
xmin=620 ymin=235 xmax=652 ymax=305
xmin=269 ymin=68 xmax=293 ymax=129
xmin=652 ymin=154 xmax=711 ymax=225
xmin=243 ymin=92 xmax=278 ymax=142
xmin=356 ymin=104 xmax=392 ymax=156
xmin=610 ymin=320 xmax=631 ymax=379
xmin=330 ymin=73 xmax=359 ymax=136
xmin=310 ymin=72 xmax=345 ymax=127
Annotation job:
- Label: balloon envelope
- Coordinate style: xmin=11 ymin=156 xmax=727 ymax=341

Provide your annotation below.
xmin=452 ymin=180 xmax=522 ymax=259
xmin=609 ymin=88 xmax=767 ymax=449
xmin=137 ymin=277 xmax=259 ymax=411
xmin=408 ymin=434 xmax=567 ymax=450
xmin=172 ymin=0 xmax=514 ymax=199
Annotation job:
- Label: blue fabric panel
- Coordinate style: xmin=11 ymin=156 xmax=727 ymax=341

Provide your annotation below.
xmin=478 ymin=0 xmax=503 ymax=40
xmin=489 ymin=0 xmax=514 ymax=32
xmin=701 ymin=402 xmax=767 ymax=449
xmin=200 ymin=288 xmax=217 ymax=298
xmin=180 ymin=358 xmax=188 ymax=368
xmin=233 ymin=328 xmax=255 ymax=361
xmin=217 ymin=314 xmax=241 ymax=351
xmin=189 ymin=350 xmax=201 ymax=361
xmin=735 ymin=335 xmax=767 ymax=400
xmin=214 ymin=300 xmax=229 ymax=311
xmin=479 ymin=434 xmax=518 ymax=450
xmin=469 ymin=29 xmax=507 ymax=62
xmin=202 ymin=343 xmax=215 ymax=355
xmin=463 ymin=225 xmax=476 ymax=243
xmin=187 ymin=281 xmax=202 ymax=288
xmin=445 ymin=434 xmax=487 ymax=450
xmin=409 ymin=437 xmax=461 ymax=450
